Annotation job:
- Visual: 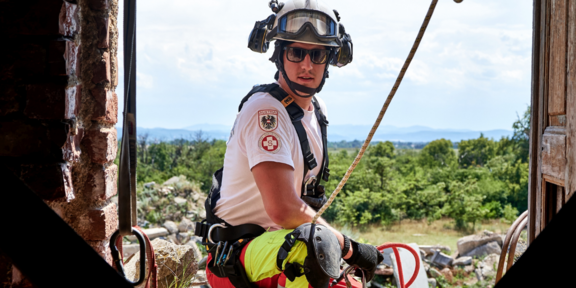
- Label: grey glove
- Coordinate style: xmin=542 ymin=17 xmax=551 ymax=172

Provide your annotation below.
xmin=344 ymin=240 xmax=384 ymax=282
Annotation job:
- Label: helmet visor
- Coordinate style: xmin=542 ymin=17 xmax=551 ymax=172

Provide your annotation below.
xmin=279 ymin=10 xmax=337 ymax=36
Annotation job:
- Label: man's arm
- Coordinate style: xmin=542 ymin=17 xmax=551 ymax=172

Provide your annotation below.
xmin=252 ymin=161 xmax=353 ymax=259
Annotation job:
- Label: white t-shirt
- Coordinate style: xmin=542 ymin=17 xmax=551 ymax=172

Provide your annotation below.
xmin=214 ymin=86 xmax=327 ymax=231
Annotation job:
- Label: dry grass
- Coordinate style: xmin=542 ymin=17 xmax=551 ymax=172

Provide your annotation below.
xmin=334 ymin=218 xmax=512 ymax=253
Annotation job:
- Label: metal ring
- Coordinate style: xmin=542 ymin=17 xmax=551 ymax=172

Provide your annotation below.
xmin=208 ymin=223 xmax=227 ymax=244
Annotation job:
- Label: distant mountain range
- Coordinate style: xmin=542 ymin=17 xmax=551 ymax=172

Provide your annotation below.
xmin=117 ymin=124 xmax=512 ymax=143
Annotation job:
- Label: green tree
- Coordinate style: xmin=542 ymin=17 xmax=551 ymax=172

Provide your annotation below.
xmin=458 ymin=134 xmax=497 ymax=168
xmin=419 ymin=139 xmax=457 ymax=168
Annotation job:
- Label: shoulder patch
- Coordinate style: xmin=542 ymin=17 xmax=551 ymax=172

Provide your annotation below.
xmin=258 ymin=110 xmax=278 ymax=132
xmin=259 ymin=132 xmax=281 ymax=153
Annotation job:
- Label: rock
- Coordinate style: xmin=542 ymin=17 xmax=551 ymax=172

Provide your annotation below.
xmin=430 ymin=250 xmax=453 ymax=268
xmin=419 ymin=245 xmax=451 ymax=256
xmin=144 ymin=182 xmax=156 ymax=189
xmin=457 ymin=234 xmax=503 ymax=256
xmin=124 ymin=239 xmax=198 ymax=288
xmin=464 ymin=264 xmax=475 ymax=273
xmin=192 ymin=270 xmax=208 ymax=286
xmin=174 ymin=197 xmax=187 ymax=207
xmin=429 ymin=267 xmax=441 ymax=279
xmin=199 ymin=209 xmax=206 ymax=220
xmin=163 ymin=220 xmax=179 ymax=234
xmin=440 ymin=268 xmax=453 ymax=283
xmin=375 ymin=265 xmax=393 ymax=276
xmin=428 ymin=278 xmax=437 ymax=288
xmin=462 ymin=241 xmax=501 ymax=258
xmin=178 ymin=218 xmax=194 ymax=233
xmin=464 ymin=276 xmax=478 ymax=286
xmin=190 ymin=236 xmax=203 ymax=244
xmin=453 ymin=256 xmax=472 ymax=266
xmin=192 ymin=192 xmax=200 ymax=201
xmin=168 ymin=234 xmax=179 ymax=244
xmin=122 ymin=244 xmax=141 ymax=259
xmin=185 ymin=240 xmax=203 ymax=264
xmin=163 ymin=176 xmax=183 ymax=186
xmin=125 ymin=228 xmax=169 ymax=242
xmin=478 ymin=253 xmax=500 ymax=278
xmin=475 ymin=268 xmax=484 ymax=281
xmin=177 ymin=232 xmax=190 ymax=244
xmin=158 ymin=187 xmax=174 ymax=195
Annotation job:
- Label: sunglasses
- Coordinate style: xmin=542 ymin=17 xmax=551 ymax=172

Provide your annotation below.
xmin=284 ymin=47 xmax=330 ymax=64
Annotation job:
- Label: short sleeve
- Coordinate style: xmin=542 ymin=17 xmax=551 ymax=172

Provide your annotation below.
xmin=241 ymin=95 xmax=295 ymax=170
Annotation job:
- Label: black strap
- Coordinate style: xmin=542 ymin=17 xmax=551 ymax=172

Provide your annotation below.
xmin=194 ymin=222 xmax=265 ymax=243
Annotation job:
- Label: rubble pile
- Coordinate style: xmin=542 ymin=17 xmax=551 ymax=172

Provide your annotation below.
xmin=374 ymin=230 xmax=510 ymax=287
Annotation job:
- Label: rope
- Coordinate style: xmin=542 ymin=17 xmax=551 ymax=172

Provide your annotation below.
xmin=312 ymin=0 xmax=439 ymax=223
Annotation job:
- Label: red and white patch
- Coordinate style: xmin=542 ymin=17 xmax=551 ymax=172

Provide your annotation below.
xmin=259 ymin=132 xmax=281 ymax=153
xmin=258 ymin=110 xmax=278 ymax=132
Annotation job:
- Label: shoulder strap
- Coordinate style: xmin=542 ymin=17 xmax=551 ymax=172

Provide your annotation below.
xmin=312 ymin=97 xmax=330 ymax=184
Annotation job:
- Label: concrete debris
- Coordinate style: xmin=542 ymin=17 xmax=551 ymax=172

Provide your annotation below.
xmin=124 ymin=239 xmax=198 ymax=288
xmin=419 ymin=245 xmax=451 ymax=256
xmin=144 ymin=182 xmax=156 ymax=189
xmin=162 ymin=176 xmax=183 ymax=186
xmin=457 ymin=233 xmax=503 ymax=256
xmin=163 ymin=220 xmax=179 ymax=234
xmin=428 ymin=278 xmax=437 ymax=288
xmin=430 ymin=250 xmax=453 ymax=268
xmin=462 ymin=241 xmax=501 ymax=258
xmin=174 ymin=196 xmax=187 ymax=207
xmin=126 ymin=227 xmax=169 ymax=242
xmin=453 ymin=256 xmax=472 ymax=266
xmin=477 ymin=253 xmax=499 ymax=279
xmin=440 ymin=268 xmax=453 ymax=283
xmin=178 ymin=218 xmax=194 ymax=233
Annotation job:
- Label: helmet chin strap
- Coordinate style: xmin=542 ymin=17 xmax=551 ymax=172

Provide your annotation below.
xmin=273 ymin=42 xmax=331 ymax=99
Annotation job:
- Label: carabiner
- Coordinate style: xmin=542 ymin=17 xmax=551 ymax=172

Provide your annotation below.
xmin=110 ymin=228 xmax=146 ymax=286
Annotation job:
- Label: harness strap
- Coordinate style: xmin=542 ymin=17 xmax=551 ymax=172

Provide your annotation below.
xmin=195 ymin=222 xmax=266 ymax=243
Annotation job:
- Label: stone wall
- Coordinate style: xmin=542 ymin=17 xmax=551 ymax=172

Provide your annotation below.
xmin=0 ymin=0 xmax=119 ymax=287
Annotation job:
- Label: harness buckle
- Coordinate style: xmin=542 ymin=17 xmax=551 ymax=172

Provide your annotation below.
xmin=208 ymin=223 xmax=227 ymax=244
xmin=304 ymin=176 xmax=316 ymax=196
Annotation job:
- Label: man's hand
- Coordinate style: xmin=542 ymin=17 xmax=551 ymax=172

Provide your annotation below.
xmin=344 ymin=240 xmax=384 ymax=282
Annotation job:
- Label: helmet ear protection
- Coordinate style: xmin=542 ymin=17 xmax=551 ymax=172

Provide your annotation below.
xmin=247 ymin=14 xmax=276 ymax=53
xmin=330 ymin=23 xmax=353 ymax=67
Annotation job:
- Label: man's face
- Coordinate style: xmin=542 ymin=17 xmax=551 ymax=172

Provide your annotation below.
xmin=282 ymin=42 xmax=327 ymax=90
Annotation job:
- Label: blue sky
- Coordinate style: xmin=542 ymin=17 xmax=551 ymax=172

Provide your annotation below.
xmin=117 ymin=0 xmax=533 ymax=131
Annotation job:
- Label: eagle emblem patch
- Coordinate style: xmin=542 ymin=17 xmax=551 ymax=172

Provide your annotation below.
xmin=259 ymin=132 xmax=281 ymax=153
xmin=258 ymin=110 xmax=278 ymax=132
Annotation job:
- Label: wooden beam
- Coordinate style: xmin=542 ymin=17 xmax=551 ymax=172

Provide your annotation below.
xmin=534 ymin=0 xmax=551 ymax=239
xmin=548 ymin=0 xmax=568 ymax=116
xmin=566 ymin=0 xmax=576 ymax=200
xmin=528 ymin=0 xmax=542 ymax=244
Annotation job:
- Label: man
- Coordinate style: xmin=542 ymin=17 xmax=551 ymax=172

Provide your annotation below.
xmin=196 ymin=1 xmax=383 ymax=287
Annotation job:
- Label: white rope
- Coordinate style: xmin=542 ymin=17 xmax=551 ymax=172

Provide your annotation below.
xmin=312 ymin=0 xmax=440 ymax=224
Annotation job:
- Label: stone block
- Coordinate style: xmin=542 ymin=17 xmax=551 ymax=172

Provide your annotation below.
xmin=65 ymin=40 xmax=81 ymax=77
xmin=0 ymin=121 xmax=68 ymax=159
xmin=0 ymin=85 xmax=20 ymax=116
xmin=92 ymin=51 xmax=110 ymax=84
xmin=84 ymin=164 xmax=118 ymax=201
xmin=79 ymin=202 xmax=118 ymax=240
xmin=24 ymin=84 xmax=78 ymax=120
xmin=11 ymin=266 xmax=34 ymax=288
xmin=87 ymin=240 xmax=113 ymax=264
xmin=82 ymin=127 xmax=117 ymax=164
xmin=457 ymin=234 xmax=503 ymax=256
xmin=11 ymin=43 xmax=47 ymax=78
xmin=90 ymin=87 xmax=118 ymax=124
xmin=87 ymin=0 xmax=109 ymax=11
xmin=63 ymin=126 xmax=83 ymax=163
xmin=453 ymin=256 xmax=473 ymax=266
xmin=59 ymin=1 xmax=79 ymax=37
xmin=163 ymin=220 xmax=179 ymax=234
xmin=462 ymin=241 xmax=501 ymax=258
xmin=178 ymin=218 xmax=194 ymax=233
xmin=95 ymin=15 xmax=110 ymax=49
xmin=20 ymin=163 xmax=75 ymax=202
xmin=14 ymin=0 xmax=65 ymax=36
xmin=48 ymin=40 xmax=67 ymax=76
xmin=65 ymin=85 xmax=81 ymax=119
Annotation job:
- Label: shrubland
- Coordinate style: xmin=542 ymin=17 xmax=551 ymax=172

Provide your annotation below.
xmin=124 ymin=107 xmax=531 ymax=231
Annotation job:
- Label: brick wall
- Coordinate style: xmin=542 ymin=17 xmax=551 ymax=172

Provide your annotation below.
xmin=0 ymin=0 xmax=119 ymax=287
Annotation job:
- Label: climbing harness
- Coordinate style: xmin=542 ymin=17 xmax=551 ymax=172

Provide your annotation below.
xmin=109 ymin=0 xmax=158 ymax=286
